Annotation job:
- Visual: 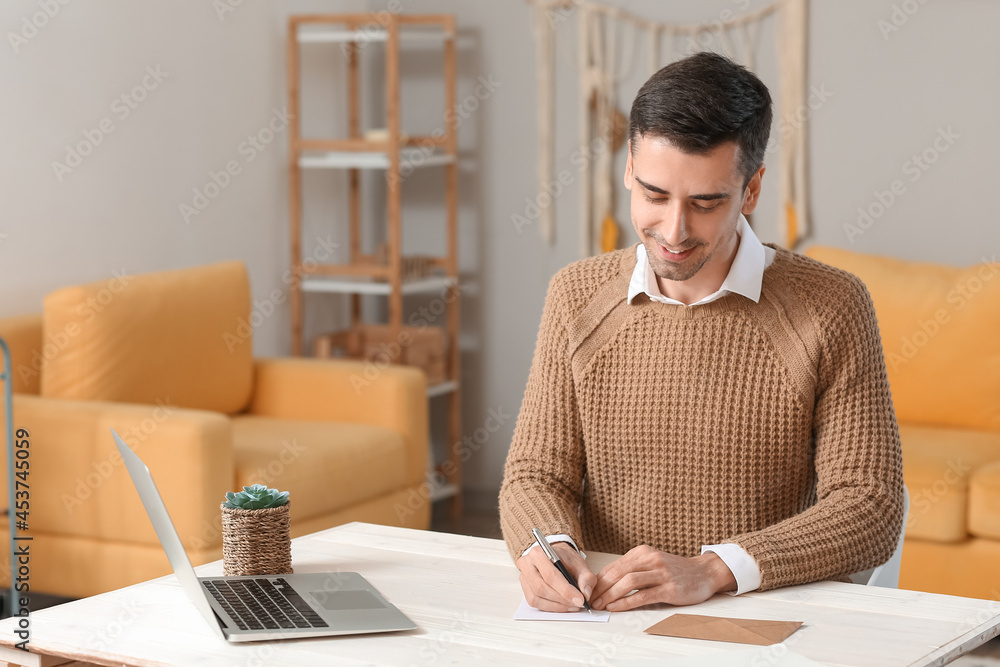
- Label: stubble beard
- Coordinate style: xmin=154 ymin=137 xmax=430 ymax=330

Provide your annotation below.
xmin=642 ymin=236 xmax=710 ymax=283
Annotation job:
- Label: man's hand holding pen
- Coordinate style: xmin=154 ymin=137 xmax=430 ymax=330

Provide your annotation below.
xmin=517 ymin=534 xmax=738 ymax=612
xmin=516 ymin=540 xmax=596 ymax=613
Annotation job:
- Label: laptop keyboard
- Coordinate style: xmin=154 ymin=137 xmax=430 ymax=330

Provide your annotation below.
xmin=203 ymin=578 xmax=329 ymax=631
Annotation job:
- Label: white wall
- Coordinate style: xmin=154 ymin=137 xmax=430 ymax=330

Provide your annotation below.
xmin=807 ymin=0 xmax=1000 ymax=265
xmin=0 ymin=0 xmax=365 ymax=355
xmin=3 ymin=1 xmax=998 ymax=506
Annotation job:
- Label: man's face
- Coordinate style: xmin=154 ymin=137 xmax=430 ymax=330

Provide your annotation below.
xmin=624 ymin=136 xmax=763 ymax=286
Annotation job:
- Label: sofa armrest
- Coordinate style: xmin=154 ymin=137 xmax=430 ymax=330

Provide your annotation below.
xmin=0 ymin=394 xmax=233 ymax=550
xmin=0 ymin=313 xmax=43 ymax=395
xmin=248 ymin=357 xmax=428 ymax=485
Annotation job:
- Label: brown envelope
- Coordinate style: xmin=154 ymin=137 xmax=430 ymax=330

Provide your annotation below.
xmin=644 ymin=613 xmax=803 ymax=646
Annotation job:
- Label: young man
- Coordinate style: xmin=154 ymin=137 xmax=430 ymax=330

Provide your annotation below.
xmin=499 ymin=52 xmax=904 ymax=613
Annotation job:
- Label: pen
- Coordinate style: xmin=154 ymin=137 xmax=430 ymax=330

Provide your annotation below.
xmin=530 ymin=528 xmax=593 ymax=613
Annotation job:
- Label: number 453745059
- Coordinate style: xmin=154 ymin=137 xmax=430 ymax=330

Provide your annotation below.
xmin=14 ymin=428 xmax=30 ymax=528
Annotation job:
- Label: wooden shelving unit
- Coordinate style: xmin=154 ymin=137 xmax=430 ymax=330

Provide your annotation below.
xmin=287 ymin=13 xmax=462 ymax=515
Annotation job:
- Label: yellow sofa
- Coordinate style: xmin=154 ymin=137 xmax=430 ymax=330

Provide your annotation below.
xmin=806 ymin=246 xmax=1000 ymax=599
xmin=0 ymin=261 xmax=430 ymax=598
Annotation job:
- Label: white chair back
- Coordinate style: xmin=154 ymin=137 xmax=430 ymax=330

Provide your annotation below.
xmin=849 ymin=486 xmax=910 ymax=588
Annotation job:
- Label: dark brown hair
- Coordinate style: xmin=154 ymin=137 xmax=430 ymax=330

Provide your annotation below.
xmin=629 ymin=52 xmax=773 ymax=186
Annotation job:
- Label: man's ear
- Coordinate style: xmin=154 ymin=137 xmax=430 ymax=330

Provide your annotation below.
xmin=624 ymin=141 xmax=633 ymax=190
xmin=741 ymin=164 xmax=766 ymax=215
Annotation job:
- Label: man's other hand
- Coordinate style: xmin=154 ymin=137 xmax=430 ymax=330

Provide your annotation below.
xmin=590 ymin=546 xmax=737 ymax=611
xmin=516 ymin=541 xmax=597 ymax=612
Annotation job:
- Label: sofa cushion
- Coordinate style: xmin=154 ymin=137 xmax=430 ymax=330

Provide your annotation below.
xmin=900 ymin=422 xmax=1000 ymax=542
xmin=969 ymin=461 xmax=1000 ymax=540
xmin=805 ymin=246 xmax=1000 ymax=432
xmin=0 ymin=313 xmax=43 ymax=394
xmin=41 ymin=262 xmax=253 ymax=414
xmin=900 ymin=537 xmax=1000 ymax=600
xmin=231 ymin=416 xmax=410 ymax=523
xmin=2 ymin=394 xmax=233 ymax=547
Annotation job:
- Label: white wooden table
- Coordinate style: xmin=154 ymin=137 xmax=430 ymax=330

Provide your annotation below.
xmin=0 ymin=522 xmax=997 ymax=666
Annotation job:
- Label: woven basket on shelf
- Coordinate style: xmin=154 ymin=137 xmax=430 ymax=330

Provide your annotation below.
xmin=221 ymin=502 xmax=293 ymax=576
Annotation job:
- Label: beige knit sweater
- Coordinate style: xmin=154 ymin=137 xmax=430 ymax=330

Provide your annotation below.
xmin=499 ymin=244 xmax=904 ymax=591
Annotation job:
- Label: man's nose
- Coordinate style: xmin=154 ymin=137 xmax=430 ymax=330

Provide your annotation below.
xmin=656 ymin=205 xmax=688 ymax=248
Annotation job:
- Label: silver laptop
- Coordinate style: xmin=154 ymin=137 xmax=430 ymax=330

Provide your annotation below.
xmin=111 ymin=428 xmax=417 ymax=642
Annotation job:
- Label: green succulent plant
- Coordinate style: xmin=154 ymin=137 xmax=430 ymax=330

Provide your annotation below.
xmin=223 ymin=484 xmax=289 ymax=510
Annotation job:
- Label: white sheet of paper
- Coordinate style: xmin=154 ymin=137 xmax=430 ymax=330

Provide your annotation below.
xmin=513 ymin=598 xmax=610 ymax=622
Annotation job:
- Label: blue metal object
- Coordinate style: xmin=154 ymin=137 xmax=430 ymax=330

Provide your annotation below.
xmin=1 ymin=337 xmax=16 ymax=617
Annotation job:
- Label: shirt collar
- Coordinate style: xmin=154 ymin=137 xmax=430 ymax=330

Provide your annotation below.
xmin=626 ymin=214 xmax=772 ymax=306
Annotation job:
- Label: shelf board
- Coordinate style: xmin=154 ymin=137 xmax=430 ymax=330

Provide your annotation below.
xmin=297 ymin=27 xmax=452 ymax=44
xmin=427 ymin=380 xmax=458 ymax=398
xmin=299 ymin=149 xmax=455 ymax=170
xmin=301 ymin=274 xmax=457 ymax=296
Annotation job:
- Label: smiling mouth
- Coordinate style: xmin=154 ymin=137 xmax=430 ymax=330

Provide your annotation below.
xmin=657 ymin=243 xmax=696 ymax=262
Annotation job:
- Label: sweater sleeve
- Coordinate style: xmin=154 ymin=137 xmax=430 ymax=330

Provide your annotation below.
xmin=499 ymin=271 xmax=587 ymax=561
xmin=727 ymin=276 xmax=905 ymax=590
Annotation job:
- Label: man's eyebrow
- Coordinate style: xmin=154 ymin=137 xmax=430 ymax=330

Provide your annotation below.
xmin=633 ymin=176 xmax=731 ymax=201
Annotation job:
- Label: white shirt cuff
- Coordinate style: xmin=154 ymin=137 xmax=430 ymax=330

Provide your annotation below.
xmin=701 ymin=543 xmax=761 ymax=595
xmin=521 ymin=533 xmax=586 ymax=559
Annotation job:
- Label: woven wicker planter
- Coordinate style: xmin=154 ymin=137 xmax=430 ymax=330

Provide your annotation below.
xmin=221 ymin=502 xmax=293 ymax=576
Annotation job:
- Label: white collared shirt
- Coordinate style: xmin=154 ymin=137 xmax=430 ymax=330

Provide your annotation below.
xmin=627 ymin=214 xmax=775 ymax=307
xmin=526 ymin=215 xmax=775 ymax=596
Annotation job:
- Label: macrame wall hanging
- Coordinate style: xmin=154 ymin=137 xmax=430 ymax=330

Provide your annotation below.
xmin=530 ymin=0 xmax=810 ymax=257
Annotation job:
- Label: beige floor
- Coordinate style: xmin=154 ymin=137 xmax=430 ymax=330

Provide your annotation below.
xmin=431 ymin=502 xmax=503 ymax=540
xmin=956 ymin=642 xmax=1000 ymax=665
